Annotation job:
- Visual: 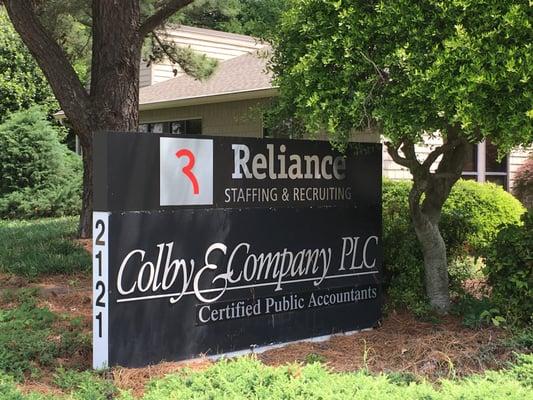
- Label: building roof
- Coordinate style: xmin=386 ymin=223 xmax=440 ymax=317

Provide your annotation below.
xmin=139 ymin=50 xmax=276 ymax=110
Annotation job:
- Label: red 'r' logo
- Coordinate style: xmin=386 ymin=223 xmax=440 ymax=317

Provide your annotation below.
xmin=175 ymin=149 xmax=199 ymax=194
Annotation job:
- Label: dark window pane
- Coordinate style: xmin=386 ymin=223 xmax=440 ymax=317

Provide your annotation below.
xmin=186 ymin=119 xmax=202 ymax=135
xmin=486 ymin=140 xmax=507 ymax=172
xmin=461 ymin=175 xmax=478 ymax=181
xmin=171 ymin=121 xmax=185 ymax=134
xmin=151 ymin=123 xmax=164 ymax=133
xmin=463 ymin=143 xmax=477 ymax=172
xmin=486 ymin=174 xmax=507 ymax=189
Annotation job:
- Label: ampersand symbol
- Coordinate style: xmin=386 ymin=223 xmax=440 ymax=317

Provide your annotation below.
xmin=282 ymin=188 xmax=290 ymax=201
xmin=175 ymin=149 xmax=199 ymax=194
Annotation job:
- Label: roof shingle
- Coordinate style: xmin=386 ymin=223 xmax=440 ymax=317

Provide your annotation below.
xmin=139 ymin=51 xmax=274 ymax=105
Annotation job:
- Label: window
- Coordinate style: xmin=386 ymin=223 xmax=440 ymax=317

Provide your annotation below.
xmin=462 ymin=140 xmax=508 ymax=190
xmin=139 ymin=119 xmax=202 ymax=135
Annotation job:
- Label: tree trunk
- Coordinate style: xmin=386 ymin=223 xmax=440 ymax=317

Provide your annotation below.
xmin=409 ymin=192 xmax=450 ymax=312
xmin=387 ymin=130 xmax=468 ymax=313
xmin=78 ymin=138 xmax=93 ymax=239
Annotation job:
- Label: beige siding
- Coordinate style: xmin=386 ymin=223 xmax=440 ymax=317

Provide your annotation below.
xmin=139 ymin=62 xmax=152 ymax=88
xmin=509 ymin=146 xmax=532 ymax=190
xmin=151 ymin=63 xmax=178 ymax=85
xmin=141 ymin=26 xmax=267 ymax=87
xmin=160 ymin=28 xmax=264 ymax=61
xmin=140 ymin=98 xmax=270 ymax=137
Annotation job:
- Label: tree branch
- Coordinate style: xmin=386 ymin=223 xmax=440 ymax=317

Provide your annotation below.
xmin=151 ymin=32 xmax=181 ymax=73
xmin=385 ymin=142 xmax=412 ymax=168
xmin=385 ymin=140 xmax=421 ymax=170
xmin=140 ymin=0 xmax=194 ymax=38
xmin=422 ymin=138 xmax=463 ymax=169
xmin=3 ymin=0 xmax=91 ymax=134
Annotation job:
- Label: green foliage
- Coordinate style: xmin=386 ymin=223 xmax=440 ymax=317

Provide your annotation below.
xmin=383 ymin=179 xmax=524 ymax=311
xmin=304 ymin=353 xmax=326 ymax=364
xmin=483 ymin=211 xmax=532 ymax=327
xmin=0 ymin=291 xmax=57 ymax=381
xmin=137 ymin=356 xmax=533 ymax=399
xmin=271 ymin=0 xmax=532 ymax=151
xmin=54 ymin=368 xmax=117 ymax=400
xmin=0 ymin=217 xmax=90 ymax=278
xmin=441 ymin=180 xmax=525 ymax=254
xmin=172 ymin=0 xmax=289 ymax=39
xmin=513 ymin=155 xmax=533 ymax=209
xmin=0 ymin=9 xmax=55 ymax=121
xmin=0 ymin=290 xmax=89 ymax=382
xmin=452 ymin=294 xmax=500 ymax=328
xmin=0 ymin=107 xmax=82 ymax=219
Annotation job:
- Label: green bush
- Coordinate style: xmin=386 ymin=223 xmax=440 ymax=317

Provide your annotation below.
xmin=442 ymin=180 xmax=526 ymax=254
xmin=483 ymin=211 xmax=532 ymax=327
xmin=383 ymin=179 xmax=525 ymax=312
xmin=0 ymin=107 xmax=82 ymax=218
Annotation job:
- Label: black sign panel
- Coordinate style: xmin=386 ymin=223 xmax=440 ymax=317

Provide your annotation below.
xmin=92 ymin=133 xmax=382 ymax=368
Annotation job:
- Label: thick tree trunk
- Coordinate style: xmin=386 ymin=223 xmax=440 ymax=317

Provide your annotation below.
xmin=409 ymin=195 xmax=450 ymax=312
xmin=78 ymin=138 xmax=93 ymax=239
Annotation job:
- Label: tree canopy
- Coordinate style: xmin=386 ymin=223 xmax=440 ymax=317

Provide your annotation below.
xmin=271 ymin=0 xmax=532 ymax=151
xmin=270 ymin=0 xmax=532 ymax=312
xmin=174 ymin=0 xmax=288 ymax=39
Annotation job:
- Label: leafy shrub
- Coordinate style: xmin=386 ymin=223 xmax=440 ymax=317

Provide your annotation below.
xmin=0 ymin=107 xmax=82 ymax=218
xmin=513 ymin=155 xmax=533 ymax=209
xmin=383 ymin=179 xmax=524 ymax=311
xmin=442 ymin=180 xmax=526 ymax=254
xmin=451 ymin=294 xmax=503 ymax=328
xmin=482 ymin=211 xmax=532 ymax=327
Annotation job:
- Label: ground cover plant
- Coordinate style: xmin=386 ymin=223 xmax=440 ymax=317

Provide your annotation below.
xmin=0 ymin=355 xmax=532 ymax=399
xmin=0 ymin=217 xmax=90 ymax=278
xmin=0 ymin=287 xmax=90 ymax=383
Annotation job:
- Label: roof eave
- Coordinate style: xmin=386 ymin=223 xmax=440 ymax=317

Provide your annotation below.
xmin=139 ymin=87 xmax=278 ymax=111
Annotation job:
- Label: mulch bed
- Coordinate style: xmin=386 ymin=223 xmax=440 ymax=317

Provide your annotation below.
xmin=0 ymin=266 xmax=520 ymax=396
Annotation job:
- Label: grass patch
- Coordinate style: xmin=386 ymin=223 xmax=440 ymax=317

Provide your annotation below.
xmin=0 ymin=217 xmax=90 ymax=278
xmin=0 ymin=288 xmax=90 ymax=381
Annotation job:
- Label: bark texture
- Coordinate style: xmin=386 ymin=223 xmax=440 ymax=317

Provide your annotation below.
xmin=4 ymin=0 xmax=194 ymax=238
xmin=387 ymin=127 xmax=468 ymax=313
